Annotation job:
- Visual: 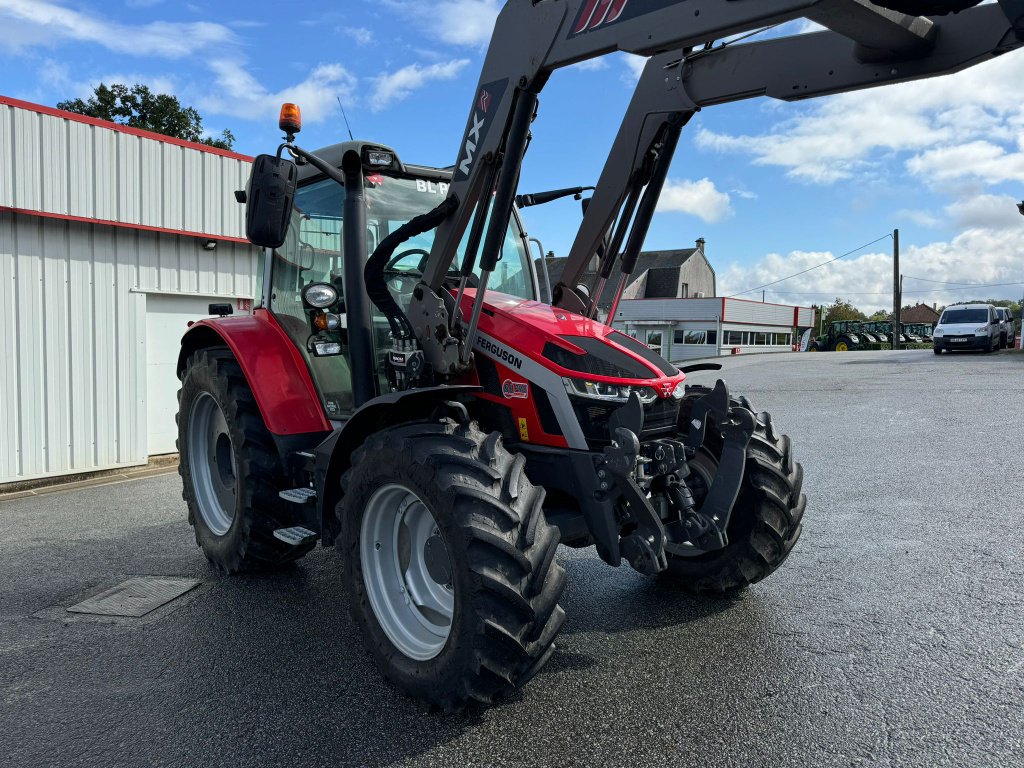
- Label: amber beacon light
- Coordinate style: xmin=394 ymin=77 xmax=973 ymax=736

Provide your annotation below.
xmin=279 ymin=103 xmax=302 ymax=137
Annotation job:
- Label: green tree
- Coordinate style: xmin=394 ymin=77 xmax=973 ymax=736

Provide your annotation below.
xmin=868 ymin=309 xmax=891 ymax=321
xmin=58 ymin=83 xmax=235 ymax=150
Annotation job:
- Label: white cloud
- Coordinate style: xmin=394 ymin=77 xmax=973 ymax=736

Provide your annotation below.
xmin=621 ymin=53 xmax=647 ymax=84
xmin=944 ymin=193 xmax=1024 ymax=231
xmin=906 ymin=139 xmax=1024 ymax=185
xmin=695 ymin=52 xmax=1024 ymax=185
xmin=720 ymin=227 xmax=1024 ymax=313
xmin=0 ymin=0 xmax=235 ymax=57
xmin=200 ymin=60 xmax=357 ymax=124
xmin=344 ymin=26 xmax=374 ymax=46
xmin=387 ymin=0 xmax=501 ymax=46
xmin=571 ymin=58 xmax=609 ymax=72
xmin=656 ymin=178 xmax=733 ymax=223
xmin=369 ymin=60 xmax=470 ymax=112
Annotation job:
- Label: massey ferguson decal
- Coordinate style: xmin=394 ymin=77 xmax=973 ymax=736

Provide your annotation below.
xmin=502 ymin=380 xmax=530 ymax=399
xmin=455 ymin=78 xmax=508 ymax=181
xmin=475 ymin=335 xmax=523 ymax=370
xmin=568 ymin=0 xmax=682 ymax=37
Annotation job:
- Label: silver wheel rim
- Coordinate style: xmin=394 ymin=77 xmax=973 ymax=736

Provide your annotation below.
xmin=360 ymin=484 xmax=454 ymax=661
xmin=188 ymin=391 xmax=237 ymax=536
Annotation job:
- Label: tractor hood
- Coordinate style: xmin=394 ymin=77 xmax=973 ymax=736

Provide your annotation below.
xmin=462 ymin=289 xmax=682 ymax=384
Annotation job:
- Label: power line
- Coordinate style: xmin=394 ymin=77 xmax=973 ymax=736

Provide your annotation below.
xmin=903 ymin=275 xmax=1022 ymax=286
xmin=727 ymin=233 xmax=893 ymax=297
xmin=769 ymin=281 xmax=1024 ymax=297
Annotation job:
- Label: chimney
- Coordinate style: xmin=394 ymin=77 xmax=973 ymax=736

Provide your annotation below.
xmin=695 ymin=237 xmax=706 ymax=252
xmin=932 ymin=303 xmax=937 ymax=310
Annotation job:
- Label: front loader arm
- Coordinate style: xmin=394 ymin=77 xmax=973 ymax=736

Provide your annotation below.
xmin=394 ymin=0 xmax=1020 ymax=379
xmin=421 ymin=0 xmax=936 ymax=291
xmin=556 ymin=0 xmax=1023 ymax=303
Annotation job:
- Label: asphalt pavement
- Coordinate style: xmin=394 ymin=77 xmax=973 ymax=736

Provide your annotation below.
xmin=2 ymin=349 xmax=1023 ymax=768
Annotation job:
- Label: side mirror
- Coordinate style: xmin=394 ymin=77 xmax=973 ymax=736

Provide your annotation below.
xmin=245 ymin=154 xmax=298 ymax=249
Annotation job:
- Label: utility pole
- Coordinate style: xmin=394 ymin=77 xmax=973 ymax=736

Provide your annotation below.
xmin=892 ymin=229 xmax=901 ymax=351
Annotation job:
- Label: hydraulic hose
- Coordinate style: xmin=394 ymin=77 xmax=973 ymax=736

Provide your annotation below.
xmin=363 ymin=196 xmax=459 ymax=340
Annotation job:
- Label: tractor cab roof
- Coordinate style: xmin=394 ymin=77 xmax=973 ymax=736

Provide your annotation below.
xmin=297 ymin=140 xmax=451 ymax=184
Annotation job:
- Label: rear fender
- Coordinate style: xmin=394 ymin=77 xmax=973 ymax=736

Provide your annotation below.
xmin=177 ymin=308 xmax=331 ymax=436
xmin=315 ymin=385 xmax=481 ymax=546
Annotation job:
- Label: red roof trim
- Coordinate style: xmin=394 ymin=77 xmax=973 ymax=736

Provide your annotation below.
xmin=2 ymin=206 xmax=251 ymax=244
xmin=0 ymin=95 xmax=254 ymax=162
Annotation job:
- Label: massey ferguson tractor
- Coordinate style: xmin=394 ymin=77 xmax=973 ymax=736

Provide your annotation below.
xmin=176 ymin=1 xmax=1024 ymax=710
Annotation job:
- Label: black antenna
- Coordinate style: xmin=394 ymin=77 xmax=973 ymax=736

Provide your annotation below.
xmin=336 ymin=96 xmax=355 ymax=141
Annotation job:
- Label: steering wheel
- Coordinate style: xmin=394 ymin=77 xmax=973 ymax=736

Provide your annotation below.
xmin=385 ymin=248 xmax=432 ymax=276
xmin=384 ymin=248 xmax=432 ymax=294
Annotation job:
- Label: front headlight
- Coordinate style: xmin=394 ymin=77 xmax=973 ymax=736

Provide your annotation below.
xmin=975 ymin=326 xmax=989 ymax=334
xmin=849 ymin=334 xmax=860 ymax=342
xmin=563 ymin=378 xmax=658 ymax=404
xmin=672 ymin=381 xmax=686 ymax=400
xmin=302 ymin=282 xmax=339 ymax=309
xmin=933 ymin=328 xmax=943 ymax=337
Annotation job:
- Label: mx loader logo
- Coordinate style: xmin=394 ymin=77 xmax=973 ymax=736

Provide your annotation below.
xmin=455 ymin=79 xmax=507 ymax=181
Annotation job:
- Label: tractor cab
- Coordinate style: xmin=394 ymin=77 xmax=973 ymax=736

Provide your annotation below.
xmin=255 ymin=139 xmax=539 ymax=420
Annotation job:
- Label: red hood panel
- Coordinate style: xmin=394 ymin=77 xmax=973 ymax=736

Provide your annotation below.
xmin=461 ymin=289 xmax=684 ymax=387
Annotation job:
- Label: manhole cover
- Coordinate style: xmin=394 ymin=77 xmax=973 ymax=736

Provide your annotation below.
xmin=66 ymin=577 xmax=201 ymax=617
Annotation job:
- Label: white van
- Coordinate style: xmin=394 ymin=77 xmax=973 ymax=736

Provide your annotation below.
xmin=932 ymin=304 xmax=1000 ymax=354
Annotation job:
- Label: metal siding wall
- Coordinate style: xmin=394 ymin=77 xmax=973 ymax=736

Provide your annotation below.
xmin=615 ymin=298 xmax=722 ymax=323
xmin=724 ymin=299 xmax=795 ymax=326
xmin=1 ymin=102 xmax=247 ymax=239
xmin=0 ymin=212 xmax=257 ymax=484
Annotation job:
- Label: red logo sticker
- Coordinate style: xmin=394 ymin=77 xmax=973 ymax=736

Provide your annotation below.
xmin=478 ymin=90 xmax=491 ymax=113
xmin=502 ymin=380 xmax=529 ymax=399
xmin=573 ymin=0 xmax=629 ymax=34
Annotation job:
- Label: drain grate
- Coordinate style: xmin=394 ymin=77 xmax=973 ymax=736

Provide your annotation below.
xmin=66 ymin=577 xmax=201 ymax=617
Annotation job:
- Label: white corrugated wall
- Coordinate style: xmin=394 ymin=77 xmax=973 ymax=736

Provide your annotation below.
xmin=1 ymin=99 xmax=250 ymax=239
xmin=1 ymin=98 xmax=258 ymax=484
xmin=0 ymin=211 xmax=256 ymax=484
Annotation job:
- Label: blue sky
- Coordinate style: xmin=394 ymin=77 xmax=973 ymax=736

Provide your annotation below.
xmin=2 ymin=0 xmax=1023 ymax=312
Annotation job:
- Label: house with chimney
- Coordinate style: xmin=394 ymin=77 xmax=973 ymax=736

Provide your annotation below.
xmin=540 ymin=238 xmax=717 ymax=320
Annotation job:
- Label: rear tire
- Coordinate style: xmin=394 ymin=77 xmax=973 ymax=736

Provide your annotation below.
xmin=661 ymin=388 xmax=806 ymax=596
xmin=177 ymin=347 xmax=316 ymax=573
xmin=338 ymin=420 xmax=566 ymax=711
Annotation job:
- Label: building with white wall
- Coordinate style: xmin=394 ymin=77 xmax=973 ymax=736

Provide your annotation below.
xmin=1 ymin=96 xmax=257 ymax=485
xmin=613 ymin=297 xmax=816 ymax=363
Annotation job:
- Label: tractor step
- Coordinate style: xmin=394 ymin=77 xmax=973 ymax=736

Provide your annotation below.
xmin=278 ymin=487 xmax=317 ymax=504
xmin=272 ymin=526 xmax=319 ymax=546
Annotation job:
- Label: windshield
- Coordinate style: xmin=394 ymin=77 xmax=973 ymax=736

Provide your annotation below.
xmin=940 ymin=308 xmax=987 ymax=325
xmin=266 ymin=171 xmax=536 ymax=417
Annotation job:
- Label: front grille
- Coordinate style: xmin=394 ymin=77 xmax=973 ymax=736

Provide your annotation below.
xmin=569 ymin=396 xmax=680 ymax=446
xmin=642 ymin=398 xmax=680 ymax=436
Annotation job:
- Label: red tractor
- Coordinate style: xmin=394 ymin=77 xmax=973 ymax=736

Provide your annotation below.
xmin=176 ymin=1 xmax=1023 ymax=710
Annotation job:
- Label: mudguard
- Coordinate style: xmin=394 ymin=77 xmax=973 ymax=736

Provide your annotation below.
xmin=177 ymin=308 xmax=331 ymax=436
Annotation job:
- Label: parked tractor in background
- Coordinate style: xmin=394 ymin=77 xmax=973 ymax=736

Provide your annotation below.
xmin=808 ymin=321 xmax=889 ymax=352
xmin=862 ymin=321 xmax=905 ymax=346
xmin=173 ymin=0 xmax=1024 ymax=709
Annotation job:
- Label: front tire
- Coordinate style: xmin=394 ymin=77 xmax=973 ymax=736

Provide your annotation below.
xmin=662 ymin=388 xmax=806 ymax=596
xmin=177 ymin=348 xmax=315 ymax=573
xmin=338 ymin=420 xmax=566 ymax=711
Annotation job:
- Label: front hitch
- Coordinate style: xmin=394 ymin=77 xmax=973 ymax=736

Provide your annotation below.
xmin=670 ymin=380 xmax=756 ymax=555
